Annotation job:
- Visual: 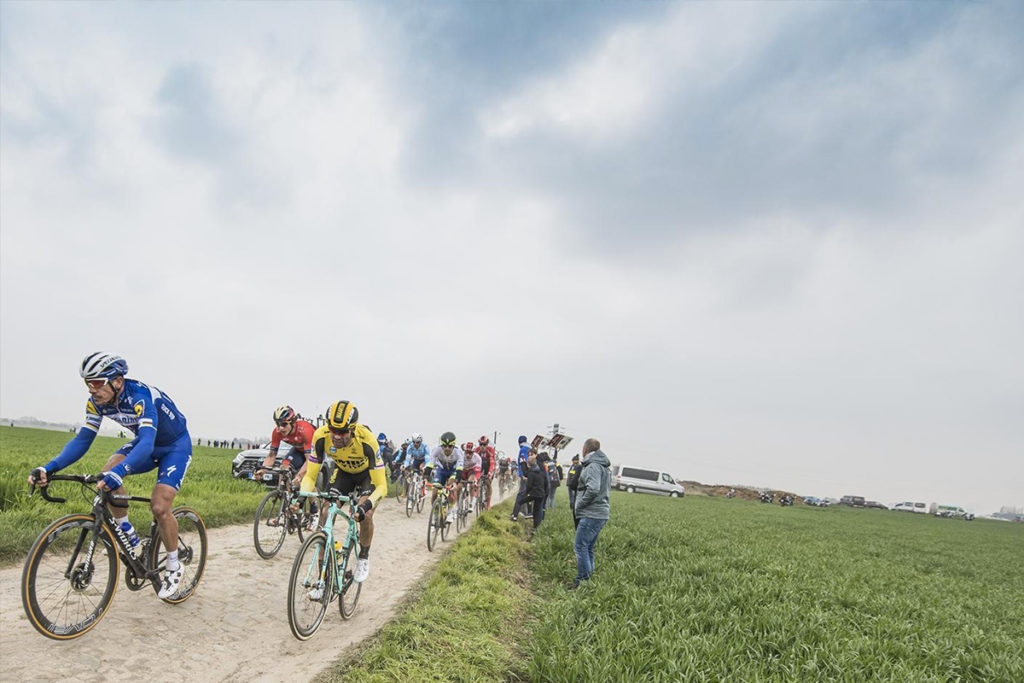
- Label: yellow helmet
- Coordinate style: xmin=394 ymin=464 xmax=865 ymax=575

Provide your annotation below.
xmin=325 ymin=400 xmax=359 ymax=431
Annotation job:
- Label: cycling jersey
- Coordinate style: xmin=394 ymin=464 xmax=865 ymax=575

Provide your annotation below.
xmin=269 ymin=420 xmax=315 ymax=467
xmin=301 ymin=424 xmax=387 ymax=506
xmin=407 ymin=443 xmax=430 ymax=464
xmin=428 ymin=444 xmax=464 ymax=469
xmin=46 ymin=378 xmax=189 ymax=475
xmin=478 ymin=446 xmax=495 ymax=476
xmin=463 ymin=452 xmax=482 ymax=471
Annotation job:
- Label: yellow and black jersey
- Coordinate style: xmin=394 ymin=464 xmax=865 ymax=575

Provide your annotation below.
xmin=301 ymin=423 xmax=387 ymax=505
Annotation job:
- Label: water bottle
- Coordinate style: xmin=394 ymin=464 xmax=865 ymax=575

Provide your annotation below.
xmin=120 ymin=521 xmax=141 ymax=556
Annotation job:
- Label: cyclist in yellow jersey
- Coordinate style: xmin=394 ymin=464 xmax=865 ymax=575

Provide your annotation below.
xmin=301 ymin=400 xmax=386 ymax=583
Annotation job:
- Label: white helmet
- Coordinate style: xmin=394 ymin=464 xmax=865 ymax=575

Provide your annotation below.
xmin=80 ymin=352 xmax=128 ymax=380
xmin=411 ymin=432 xmax=423 ymax=444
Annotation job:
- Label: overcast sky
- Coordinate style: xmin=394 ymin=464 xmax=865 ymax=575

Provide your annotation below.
xmin=2 ymin=2 xmax=1021 ymax=515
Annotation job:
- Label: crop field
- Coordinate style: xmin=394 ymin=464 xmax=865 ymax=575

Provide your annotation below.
xmin=525 ymin=493 xmax=1024 ymax=681
xmin=0 ymin=426 xmax=263 ymax=563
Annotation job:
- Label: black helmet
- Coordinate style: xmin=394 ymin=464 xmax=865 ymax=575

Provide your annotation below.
xmin=440 ymin=431 xmax=457 ymax=447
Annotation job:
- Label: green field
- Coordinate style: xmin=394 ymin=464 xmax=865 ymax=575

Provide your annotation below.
xmin=327 ymin=489 xmax=1024 ymax=681
xmin=0 ymin=425 xmax=264 ymax=563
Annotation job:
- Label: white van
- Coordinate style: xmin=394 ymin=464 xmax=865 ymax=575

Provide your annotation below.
xmin=893 ymin=501 xmax=928 ymax=514
xmin=611 ymin=465 xmax=685 ymax=498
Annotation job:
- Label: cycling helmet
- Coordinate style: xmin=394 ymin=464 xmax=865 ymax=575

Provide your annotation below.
xmin=411 ymin=432 xmax=423 ymax=444
xmin=463 ymin=442 xmax=475 ymax=453
xmin=273 ymin=405 xmax=297 ymax=424
xmin=518 ymin=435 xmax=528 ymax=444
xmin=478 ymin=435 xmax=490 ymax=446
xmin=440 ymin=431 xmax=457 ymax=447
xmin=80 ymin=352 xmax=128 ymax=380
xmin=377 ymin=432 xmax=388 ymax=443
xmin=325 ymin=400 xmax=359 ymax=431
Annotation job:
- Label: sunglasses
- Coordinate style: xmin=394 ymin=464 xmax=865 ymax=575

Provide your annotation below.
xmin=329 ymin=427 xmax=352 ymax=436
xmin=84 ymin=378 xmax=111 ymax=390
xmin=441 ymin=444 xmax=455 ymax=450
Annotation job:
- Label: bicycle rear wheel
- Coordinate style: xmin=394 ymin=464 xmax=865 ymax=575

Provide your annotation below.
xmin=150 ymin=507 xmax=207 ymax=604
xmin=254 ymin=490 xmax=287 ymax=559
xmin=337 ymin=537 xmax=361 ymax=619
xmin=288 ymin=532 xmax=332 ymax=639
xmin=22 ymin=514 xmax=119 ymax=640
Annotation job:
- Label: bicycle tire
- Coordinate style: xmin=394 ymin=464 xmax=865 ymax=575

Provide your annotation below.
xmin=337 ymin=537 xmax=361 ymax=619
xmin=254 ymin=490 xmax=287 ymax=559
xmin=456 ymin=488 xmax=466 ymax=533
xmin=416 ymin=480 xmax=426 ymax=513
xmin=287 ymin=532 xmax=332 ymax=640
xmin=405 ymin=486 xmax=415 ymax=517
xmin=149 ymin=506 xmax=207 ymax=604
xmin=22 ymin=513 xmax=119 ymax=640
xmin=427 ymin=498 xmax=442 ymax=551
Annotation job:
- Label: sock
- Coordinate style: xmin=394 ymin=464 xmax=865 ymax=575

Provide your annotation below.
xmin=115 ymin=515 xmax=132 ymax=530
xmin=358 ymin=545 xmax=370 ymax=560
xmin=166 ymin=549 xmax=179 ymax=571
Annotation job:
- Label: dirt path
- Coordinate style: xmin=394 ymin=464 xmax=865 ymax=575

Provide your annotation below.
xmin=0 ymin=488 xmax=511 ymax=682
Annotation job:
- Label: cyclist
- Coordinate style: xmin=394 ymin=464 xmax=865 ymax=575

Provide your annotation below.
xmin=477 ymin=436 xmax=496 ymax=509
xmin=300 ymin=400 xmax=386 ymax=583
xmin=461 ymin=442 xmax=482 ymax=504
xmin=256 ymin=406 xmax=315 ymax=489
xmin=28 ymin=353 xmax=191 ymax=599
xmin=406 ymin=433 xmax=430 ymax=474
xmin=428 ymin=432 xmax=463 ymax=524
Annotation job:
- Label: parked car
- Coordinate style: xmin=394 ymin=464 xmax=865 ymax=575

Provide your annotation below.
xmin=865 ymin=501 xmax=888 ymax=510
xmin=803 ymin=496 xmax=830 ymax=507
xmin=934 ymin=504 xmax=974 ymax=520
xmin=611 ymin=465 xmax=685 ymax=498
xmin=231 ymin=443 xmax=293 ymax=479
xmin=893 ymin=501 xmax=928 ymax=514
xmin=839 ymin=495 xmax=866 ymax=507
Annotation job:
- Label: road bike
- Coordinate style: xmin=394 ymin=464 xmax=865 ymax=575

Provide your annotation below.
xmin=455 ymin=480 xmax=474 ymax=533
xmin=21 ymin=473 xmax=207 ymax=640
xmin=253 ymin=466 xmax=313 ymax=559
xmin=286 ymin=489 xmax=364 ymax=639
xmin=405 ymin=469 xmax=426 ymax=518
xmin=477 ymin=476 xmax=492 ymax=513
xmin=426 ymin=481 xmax=456 ymax=552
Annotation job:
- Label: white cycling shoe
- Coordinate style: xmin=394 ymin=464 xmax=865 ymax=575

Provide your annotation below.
xmin=158 ymin=564 xmax=184 ymax=599
xmin=307 ymin=586 xmax=324 ymax=601
xmin=353 ymin=558 xmax=370 ymax=583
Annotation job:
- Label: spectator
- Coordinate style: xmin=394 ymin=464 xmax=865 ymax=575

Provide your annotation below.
xmin=544 ymin=452 xmax=560 ymax=510
xmin=571 ymin=438 xmax=611 ymax=589
xmin=510 ymin=435 xmax=533 ymax=521
xmin=526 ymin=453 xmax=550 ymax=530
xmin=566 ymin=454 xmax=583 ymax=529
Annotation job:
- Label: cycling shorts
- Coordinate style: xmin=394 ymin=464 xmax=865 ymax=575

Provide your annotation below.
xmin=328 ymin=467 xmax=373 ymax=499
xmin=115 ymin=432 xmax=192 ymax=490
xmin=432 ymin=464 xmax=458 ymax=486
xmin=462 ymin=466 xmax=481 ymax=482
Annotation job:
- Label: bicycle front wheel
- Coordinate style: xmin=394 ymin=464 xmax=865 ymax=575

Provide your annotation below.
xmin=288 ymin=532 xmax=332 ymax=639
xmin=22 ymin=513 xmax=119 ymax=640
xmin=254 ymin=490 xmax=287 ymax=559
xmin=405 ymin=486 xmax=415 ymax=518
xmin=427 ymin=498 xmax=443 ymax=551
xmin=150 ymin=507 xmax=207 ymax=604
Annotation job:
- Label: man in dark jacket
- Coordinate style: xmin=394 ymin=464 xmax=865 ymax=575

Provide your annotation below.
xmin=572 ymin=438 xmax=611 ymax=588
xmin=565 ymin=454 xmax=582 ymax=528
xmin=526 ymin=453 xmax=550 ymax=529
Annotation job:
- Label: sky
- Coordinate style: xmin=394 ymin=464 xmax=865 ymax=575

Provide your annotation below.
xmin=1 ymin=1 xmax=1022 ymax=515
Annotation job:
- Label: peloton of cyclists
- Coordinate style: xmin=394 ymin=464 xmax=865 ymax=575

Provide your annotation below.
xmin=28 ymin=352 xmax=192 ymax=599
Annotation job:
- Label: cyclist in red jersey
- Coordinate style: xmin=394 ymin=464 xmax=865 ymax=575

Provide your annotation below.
xmin=256 ymin=405 xmax=316 ymax=489
xmin=477 ymin=435 xmax=496 ymax=509
xmin=461 ymin=442 xmax=482 ymax=502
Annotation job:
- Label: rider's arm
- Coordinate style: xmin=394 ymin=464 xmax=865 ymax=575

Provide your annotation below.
xmin=44 ymin=401 xmax=103 ymax=472
xmin=301 ymin=436 xmax=326 ymax=492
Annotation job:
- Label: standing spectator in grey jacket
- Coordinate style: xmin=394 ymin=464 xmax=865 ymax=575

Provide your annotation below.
xmin=572 ymin=438 xmax=611 ymax=588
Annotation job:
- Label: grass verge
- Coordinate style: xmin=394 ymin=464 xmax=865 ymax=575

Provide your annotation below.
xmin=318 ymin=499 xmax=536 ymax=683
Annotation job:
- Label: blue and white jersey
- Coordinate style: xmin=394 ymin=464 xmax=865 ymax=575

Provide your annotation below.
xmin=428 ymin=445 xmax=464 ymax=470
xmin=47 ymin=378 xmax=189 ymax=473
xmin=407 ymin=443 xmax=430 ymax=463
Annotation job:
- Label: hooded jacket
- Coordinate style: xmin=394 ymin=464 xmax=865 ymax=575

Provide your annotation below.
xmin=574 ymin=449 xmax=611 ymax=520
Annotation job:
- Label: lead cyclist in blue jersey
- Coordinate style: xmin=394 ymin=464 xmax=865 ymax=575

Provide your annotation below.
xmin=28 ymin=353 xmax=193 ymax=599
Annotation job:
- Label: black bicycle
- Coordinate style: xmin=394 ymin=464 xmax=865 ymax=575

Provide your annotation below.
xmin=253 ymin=466 xmax=312 ymax=559
xmin=21 ymin=473 xmax=207 ymax=640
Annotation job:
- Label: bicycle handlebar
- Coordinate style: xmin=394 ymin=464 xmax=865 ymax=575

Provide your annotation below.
xmin=29 ymin=473 xmax=102 ymax=504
